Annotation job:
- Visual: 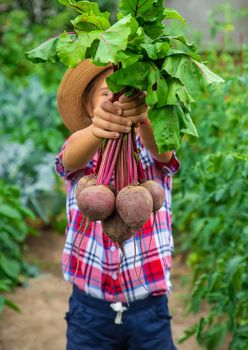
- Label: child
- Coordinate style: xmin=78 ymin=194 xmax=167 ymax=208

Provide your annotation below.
xmin=55 ymin=59 xmax=180 ymax=350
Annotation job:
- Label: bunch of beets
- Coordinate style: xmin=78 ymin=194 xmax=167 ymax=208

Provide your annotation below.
xmin=68 ymin=89 xmax=166 ymax=288
xmin=75 ymin=124 xmax=165 ymax=253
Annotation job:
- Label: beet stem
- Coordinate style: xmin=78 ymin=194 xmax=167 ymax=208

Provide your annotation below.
xmin=103 ymin=139 xmax=118 ymax=179
xmin=123 ymin=135 xmax=128 ymax=188
xmin=71 ymin=218 xmax=91 ymax=283
xmin=132 ymin=139 xmax=138 ymax=184
xmin=116 ymin=136 xmax=124 ymax=192
xmin=142 ymin=212 xmax=156 ymax=264
xmin=131 ymin=130 xmax=147 ymax=183
xmin=97 ymin=139 xmax=117 ymax=184
xmin=95 ymin=147 xmax=102 ymax=174
xmin=63 ymin=217 xmax=86 ymax=275
xmin=127 ymin=132 xmax=133 ymax=185
xmin=117 ymin=246 xmax=130 ymax=307
xmin=133 ymin=234 xmax=148 ymax=292
xmin=103 ymin=134 xmax=123 ymax=185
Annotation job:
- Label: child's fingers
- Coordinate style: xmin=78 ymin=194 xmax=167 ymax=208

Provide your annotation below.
xmin=128 ymin=112 xmax=148 ymax=125
xmin=94 ymin=107 xmax=132 ymax=127
xmin=115 ymin=92 xmax=147 ymax=113
xmin=114 ymin=97 xmax=146 ymax=111
xmin=100 ymin=100 xmax=122 ymax=116
xmin=121 ymin=104 xmax=148 ymax=117
xmin=92 ymin=115 xmax=131 ymax=133
xmin=92 ymin=126 xmax=120 ymax=139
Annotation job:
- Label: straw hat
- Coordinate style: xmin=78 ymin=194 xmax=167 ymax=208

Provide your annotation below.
xmin=57 ymin=59 xmax=112 ymax=133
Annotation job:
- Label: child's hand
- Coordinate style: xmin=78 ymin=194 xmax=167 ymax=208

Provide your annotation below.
xmin=91 ymin=91 xmax=148 ymax=139
xmin=91 ymin=100 xmax=132 ymax=139
xmin=114 ymin=91 xmax=148 ymax=126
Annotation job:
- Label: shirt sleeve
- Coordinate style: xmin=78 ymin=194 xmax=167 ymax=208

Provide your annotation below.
xmin=54 ymin=137 xmax=81 ymax=181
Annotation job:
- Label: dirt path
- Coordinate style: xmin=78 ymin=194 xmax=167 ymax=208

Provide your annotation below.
xmin=0 ymin=231 xmax=203 ymax=350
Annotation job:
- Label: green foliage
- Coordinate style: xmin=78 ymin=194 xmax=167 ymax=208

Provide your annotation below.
xmin=163 ymin=8 xmax=186 ymax=24
xmin=26 ymin=36 xmax=62 ymax=64
xmin=174 ymin=51 xmax=248 ymax=349
xmin=0 ymin=180 xmax=38 ymax=313
xmin=118 ymin=0 xmax=164 ymax=23
xmin=59 ymin=0 xmax=111 ymax=30
xmin=0 ymin=74 xmax=67 ymax=151
xmin=149 ymin=105 xmax=181 ymax=151
xmin=0 ymin=0 xmax=118 ymax=86
xmin=93 ymin=14 xmax=139 ymax=65
xmin=25 ymin=0 xmax=223 ymax=152
xmin=0 ymin=74 xmax=67 ymax=222
xmin=0 ymin=8 xmax=70 ymax=86
xmin=57 ymin=31 xmax=101 ymax=67
xmin=162 ymin=54 xmax=224 ymax=94
xmin=208 ymin=3 xmax=248 ymax=49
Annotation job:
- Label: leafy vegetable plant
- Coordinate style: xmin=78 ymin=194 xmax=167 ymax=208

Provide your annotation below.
xmin=0 ymin=180 xmax=38 ymax=313
xmin=26 ymin=0 xmax=224 ymax=152
xmin=173 ymin=56 xmax=248 ymax=350
xmin=0 ymin=75 xmax=67 ymax=223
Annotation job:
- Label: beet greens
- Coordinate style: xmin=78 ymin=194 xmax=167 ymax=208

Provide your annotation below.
xmin=26 ymin=0 xmax=224 ymax=152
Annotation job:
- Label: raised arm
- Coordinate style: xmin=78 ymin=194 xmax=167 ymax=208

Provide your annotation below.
xmin=61 ymin=125 xmax=101 ymax=171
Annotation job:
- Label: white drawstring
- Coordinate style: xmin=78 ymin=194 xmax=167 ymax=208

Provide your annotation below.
xmin=110 ymin=302 xmax=128 ymax=324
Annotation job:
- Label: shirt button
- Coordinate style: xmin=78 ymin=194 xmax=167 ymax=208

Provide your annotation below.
xmin=112 ymin=272 xmax=117 ymax=280
xmin=110 ymin=245 xmax=116 ymax=252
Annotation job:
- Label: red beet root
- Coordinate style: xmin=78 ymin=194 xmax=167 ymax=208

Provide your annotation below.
xmin=102 ymin=212 xmax=133 ymax=244
xmin=141 ymin=180 xmax=165 ymax=212
xmin=77 ymin=185 xmax=115 ymax=221
xmin=116 ymin=185 xmax=153 ymax=229
xmin=75 ymin=175 xmax=97 ymax=200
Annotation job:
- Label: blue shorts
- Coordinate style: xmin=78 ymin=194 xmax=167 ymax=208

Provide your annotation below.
xmin=65 ymin=285 xmax=178 ymax=350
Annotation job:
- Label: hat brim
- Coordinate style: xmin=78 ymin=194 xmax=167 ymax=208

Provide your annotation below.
xmin=57 ymin=60 xmax=112 ymax=133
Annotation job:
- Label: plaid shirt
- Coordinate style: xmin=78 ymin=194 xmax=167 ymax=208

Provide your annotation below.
xmin=55 ymin=134 xmax=180 ymax=303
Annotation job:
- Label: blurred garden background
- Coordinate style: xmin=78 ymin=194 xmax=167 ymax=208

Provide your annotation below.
xmin=0 ymin=1 xmax=247 ymax=349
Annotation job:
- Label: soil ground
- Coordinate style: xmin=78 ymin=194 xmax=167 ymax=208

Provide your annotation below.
xmin=0 ymin=230 xmax=207 ymax=350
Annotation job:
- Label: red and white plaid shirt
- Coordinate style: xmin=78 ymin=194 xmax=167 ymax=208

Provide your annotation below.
xmin=55 ymin=133 xmax=180 ymax=303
